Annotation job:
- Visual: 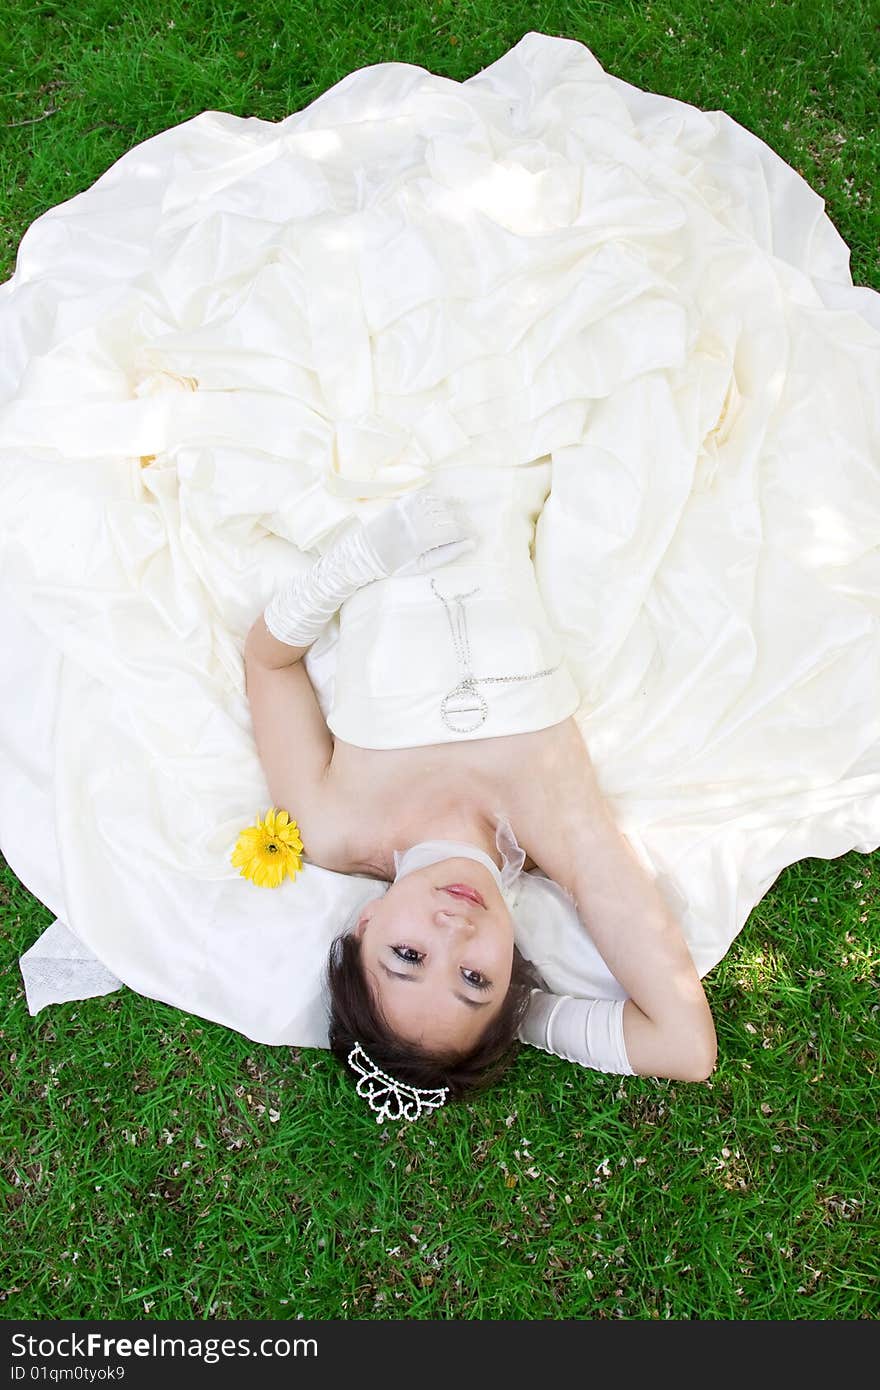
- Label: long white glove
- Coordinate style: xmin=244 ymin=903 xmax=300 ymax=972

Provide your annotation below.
xmin=518 ymin=988 xmax=635 ymax=1076
xmin=264 ymin=491 xmax=476 ymax=647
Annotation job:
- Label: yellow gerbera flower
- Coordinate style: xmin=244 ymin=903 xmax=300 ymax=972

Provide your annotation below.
xmin=231 ymin=807 xmax=304 ymax=888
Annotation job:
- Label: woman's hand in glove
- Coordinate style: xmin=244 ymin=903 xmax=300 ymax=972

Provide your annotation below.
xmin=261 ymin=489 xmax=477 ymax=650
xmin=359 ymin=490 xmax=477 ymax=577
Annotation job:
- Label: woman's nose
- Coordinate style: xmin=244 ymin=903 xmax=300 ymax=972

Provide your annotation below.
xmin=434 ymin=907 xmax=476 ymax=935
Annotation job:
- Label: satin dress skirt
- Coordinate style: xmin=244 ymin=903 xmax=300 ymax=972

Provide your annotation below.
xmin=1 ymin=32 xmax=877 ymax=1043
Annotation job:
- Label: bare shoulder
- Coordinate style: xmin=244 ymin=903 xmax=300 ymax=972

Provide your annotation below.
xmin=297 ymin=717 xmax=605 ymax=882
xmin=507 ymin=719 xmax=613 ymax=889
xmin=294 ymin=739 xmax=391 ymax=875
xmin=294 ymin=777 xmax=366 ymax=874
xmin=510 ymin=719 xmax=600 ymax=819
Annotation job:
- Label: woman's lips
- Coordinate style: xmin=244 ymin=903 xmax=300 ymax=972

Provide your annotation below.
xmin=442 ymin=884 xmax=486 ymax=909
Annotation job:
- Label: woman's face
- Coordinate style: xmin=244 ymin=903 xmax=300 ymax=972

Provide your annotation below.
xmin=353 ymin=855 xmax=515 ymax=1053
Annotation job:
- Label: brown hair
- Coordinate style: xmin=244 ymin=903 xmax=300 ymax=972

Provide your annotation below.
xmin=325 ymin=902 xmax=538 ymax=1104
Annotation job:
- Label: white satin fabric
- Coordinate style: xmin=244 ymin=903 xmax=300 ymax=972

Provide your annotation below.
xmin=519 ymin=990 xmax=633 ymax=1076
xmin=2 ymin=32 xmax=878 ymax=1045
xmin=328 ymin=465 xmax=581 ymax=747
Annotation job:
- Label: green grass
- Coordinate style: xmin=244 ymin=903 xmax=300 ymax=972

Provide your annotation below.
xmin=1 ymin=0 xmax=878 ymax=1321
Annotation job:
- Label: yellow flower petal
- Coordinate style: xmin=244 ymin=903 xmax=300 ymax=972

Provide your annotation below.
xmin=230 ymin=808 xmax=307 ymax=888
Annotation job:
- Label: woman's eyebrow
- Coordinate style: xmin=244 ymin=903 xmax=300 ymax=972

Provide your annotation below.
xmin=378 ymin=962 xmax=491 ymax=1009
xmin=453 ymin=993 xmax=492 ymax=1010
xmin=380 ymin=963 xmax=419 ymax=984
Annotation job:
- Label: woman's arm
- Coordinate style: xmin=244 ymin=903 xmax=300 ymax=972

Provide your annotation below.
xmin=244 ymin=620 xmax=337 ymax=853
xmin=518 ymin=730 xmax=716 ymax=1081
xmin=572 ymin=801 xmax=716 ymax=1081
xmin=244 ymin=491 xmax=477 ymax=851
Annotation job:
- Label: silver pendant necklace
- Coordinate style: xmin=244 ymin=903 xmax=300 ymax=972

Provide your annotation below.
xmin=429 ymin=577 xmax=562 ymax=734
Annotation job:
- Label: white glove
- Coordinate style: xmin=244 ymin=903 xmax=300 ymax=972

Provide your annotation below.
xmin=359 ymin=491 xmax=477 ymax=578
xmin=263 ymin=491 xmax=476 ymax=648
xmin=518 ymin=988 xmax=635 ymax=1075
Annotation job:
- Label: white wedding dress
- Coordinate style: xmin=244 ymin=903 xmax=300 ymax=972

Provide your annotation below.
xmin=1 ymin=31 xmax=878 ymax=1048
xmin=326 ymin=461 xmax=581 ymax=748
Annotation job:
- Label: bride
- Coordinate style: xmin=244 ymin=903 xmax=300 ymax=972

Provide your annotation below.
xmin=3 ymin=28 xmax=876 ymax=1127
xmin=244 ymin=487 xmax=716 ymax=1115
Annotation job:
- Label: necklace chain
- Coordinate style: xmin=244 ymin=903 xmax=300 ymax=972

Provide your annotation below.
xmin=429 ymin=578 xmax=561 ymax=732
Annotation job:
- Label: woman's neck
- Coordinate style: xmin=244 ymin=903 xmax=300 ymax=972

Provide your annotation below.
xmin=356 ymin=791 xmax=504 ymax=882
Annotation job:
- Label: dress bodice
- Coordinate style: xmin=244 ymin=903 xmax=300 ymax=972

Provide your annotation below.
xmin=326 ymin=463 xmax=581 ymax=749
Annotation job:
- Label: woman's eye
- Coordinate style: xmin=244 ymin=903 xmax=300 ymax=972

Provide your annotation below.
xmin=392 ymin=946 xmax=424 ymax=966
xmin=462 ymin=969 xmax=492 ymax=992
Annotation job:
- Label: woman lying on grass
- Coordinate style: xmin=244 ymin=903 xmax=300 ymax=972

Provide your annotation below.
xmin=244 ymin=489 xmax=715 ymax=1121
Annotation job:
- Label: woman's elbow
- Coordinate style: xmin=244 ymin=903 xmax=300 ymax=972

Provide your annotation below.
xmin=679 ymin=1049 xmax=716 ymax=1083
xmin=627 ymin=1000 xmax=717 ymax=1081
xmin=679 ymin=1023 xmax=717 ymax=1082
xmin=657 ymin=1009 xmax=716 ymax=1082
